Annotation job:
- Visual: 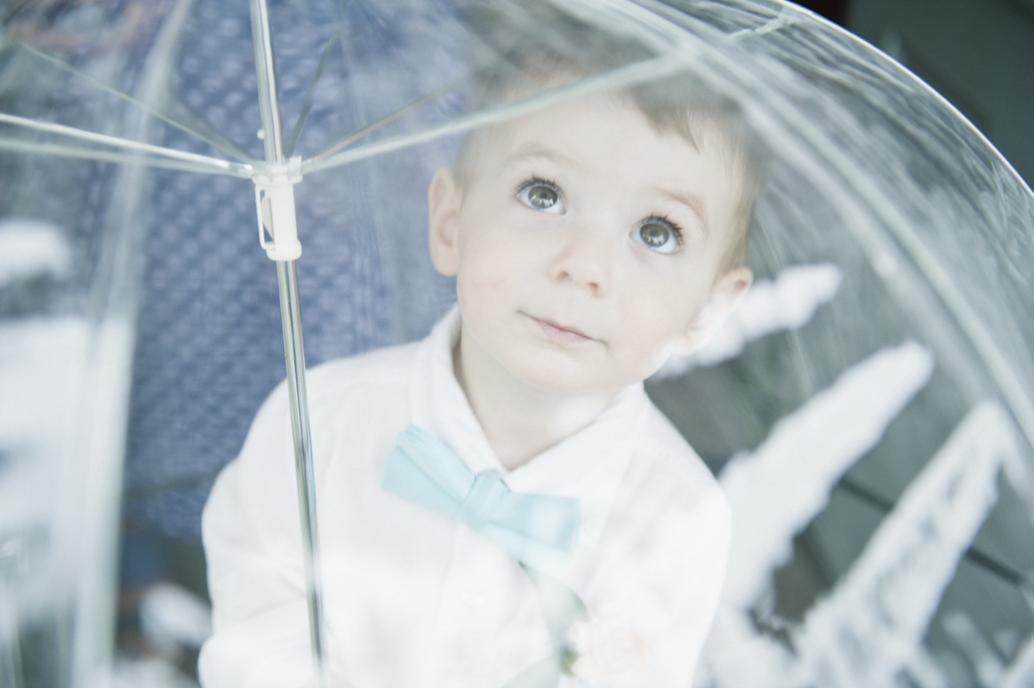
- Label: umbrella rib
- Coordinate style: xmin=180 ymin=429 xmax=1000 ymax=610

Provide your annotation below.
xmin=12 ymin=42 xmax=257 ymax=165
xmin=304 ymin=7 xmax=582 ymax=166
xmin=249 ymin=0 xmax=286 ymax=162
xmin=0 ymin=113 xmax=252 ymax=177
xmin=163 ymin=100 xmax=260 ymax=163
xmin=0 ymin=136 xmax=252 ymax=178
xmin=284 ymin=33 xmax=341 ymax=158
xmin=301 ymin=54 xmax=684 ymax=176
xmin=306 ymin=85 xmax=453 ymax=166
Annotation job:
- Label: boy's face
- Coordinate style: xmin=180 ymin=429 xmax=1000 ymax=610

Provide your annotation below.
xmin=429 ymin=93 xmax=752 ymax=395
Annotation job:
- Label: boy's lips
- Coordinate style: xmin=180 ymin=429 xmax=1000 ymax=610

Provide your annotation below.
xmin=523 ymin=312 xmax=599 ymax=344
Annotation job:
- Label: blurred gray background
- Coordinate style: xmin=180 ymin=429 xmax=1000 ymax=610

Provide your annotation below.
xmin=803 ymin=0 xmax=1033 ymax=186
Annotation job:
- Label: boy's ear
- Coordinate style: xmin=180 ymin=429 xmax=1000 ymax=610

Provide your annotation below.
xmin=427 ymin=167 xmax=463 ymax=277
xmin=681 ymin=266 xmax=753 ymax=352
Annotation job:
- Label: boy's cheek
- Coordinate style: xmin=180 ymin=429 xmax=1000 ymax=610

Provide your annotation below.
xmin=457 ymin=271 xmax=517 ymax=326
xmin=612 ymin=304 xmax=695 ymax=372
xmin=462 ymin=238 xmax=534 ymax=288
xmin=460 ymin=248 xmax=516 ymax=289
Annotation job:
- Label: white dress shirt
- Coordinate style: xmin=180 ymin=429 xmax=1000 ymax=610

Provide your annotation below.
xmin=200 ymin=306 xmax=730 ymax=688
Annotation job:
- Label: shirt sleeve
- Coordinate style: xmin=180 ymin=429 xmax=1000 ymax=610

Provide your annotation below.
xmin=198 ymin=383 xmax=340 ymax=688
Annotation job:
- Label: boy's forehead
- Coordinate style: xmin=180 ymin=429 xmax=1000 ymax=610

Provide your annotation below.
xmin=485 ymin=95 xmax=640 ymax=155
xmin=499 ymin=140 xmax=584 ymax=171
xmin=479 ymin=95 xmax=725 ymax=169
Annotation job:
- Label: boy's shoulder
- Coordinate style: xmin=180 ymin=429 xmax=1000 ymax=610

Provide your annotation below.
xmin=256 ymin=339 xmax=421 ymax=420
xmin=602 ymin=399 xmax=731 ymax=563
xmin=306 ymin=339 xmax=419 ymax=397
xmin=628 ymin=400 xmax=728 ymax=508
xmin=294 ymin=340 xmax=424 ymax=439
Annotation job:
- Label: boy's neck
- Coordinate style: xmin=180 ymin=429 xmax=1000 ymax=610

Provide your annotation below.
xmin=452 ymin=333 xmax=621 ymax=472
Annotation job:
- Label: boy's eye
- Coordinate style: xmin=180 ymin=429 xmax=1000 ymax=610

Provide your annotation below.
xmin=516 ymin=178 xmax=565 ymax=215
xmin=634 ymin=216 xmax=684 ymax=255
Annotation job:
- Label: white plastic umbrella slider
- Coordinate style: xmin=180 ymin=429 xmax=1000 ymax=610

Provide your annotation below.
xmin=252 ymin=156 xmax=304 ymax=262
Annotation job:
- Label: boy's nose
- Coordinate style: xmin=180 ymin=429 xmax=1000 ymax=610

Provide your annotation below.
xmin=547 ymin=228 xmax=613 ymax=298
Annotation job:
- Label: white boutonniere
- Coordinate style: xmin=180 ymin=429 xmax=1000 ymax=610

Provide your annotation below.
xmin=508 ymin=565 xmax=651 ymax=687
xmin=565 ymin=603 xmax=647 ymax=686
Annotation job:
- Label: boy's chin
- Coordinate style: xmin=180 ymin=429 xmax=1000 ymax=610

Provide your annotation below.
xmin=503 ymin=352 xmax=625 ymax=397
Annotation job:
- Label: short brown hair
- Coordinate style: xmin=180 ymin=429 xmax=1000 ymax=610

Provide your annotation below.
xmin=455 ymin=8 xmax=764 ymax=270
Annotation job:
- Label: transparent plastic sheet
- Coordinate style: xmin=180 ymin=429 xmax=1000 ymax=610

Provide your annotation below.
xmin=0 ymin=93 xmax=140 ymax=688
xmin=1 ymin=2 xmax=169 ymax=684
xmin=0 ymin=1 xmax=1032 ymax=687
xmin=645 ymin=3 xmax=1034 ymax=685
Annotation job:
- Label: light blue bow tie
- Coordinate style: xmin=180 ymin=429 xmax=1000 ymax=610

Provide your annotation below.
xmin=382 ymin=425 xmax=580 ymax=563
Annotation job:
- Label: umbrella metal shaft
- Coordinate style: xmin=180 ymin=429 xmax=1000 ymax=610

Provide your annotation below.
xmin=275 ymin=259 xmax=327 ymax=682
xmin=249 ymin=0 xmax=327 ymax=681
xmin=249 ymin=0 xmax=285 ymax=163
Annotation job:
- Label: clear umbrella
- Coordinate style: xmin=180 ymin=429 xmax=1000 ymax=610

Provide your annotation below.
xmin=1 ymin=1 xmax=1032 ymax=687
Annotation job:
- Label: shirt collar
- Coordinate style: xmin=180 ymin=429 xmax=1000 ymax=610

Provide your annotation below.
xmin=409 ymin=305 xmax=650 ymax=558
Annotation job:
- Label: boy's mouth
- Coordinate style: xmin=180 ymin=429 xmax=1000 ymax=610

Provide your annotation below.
xmin=524 ymin=313 xmax=597 ymax=344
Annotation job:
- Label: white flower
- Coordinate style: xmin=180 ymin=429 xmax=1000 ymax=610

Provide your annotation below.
xmin=567 ymin=603 xmax=647 ymax=687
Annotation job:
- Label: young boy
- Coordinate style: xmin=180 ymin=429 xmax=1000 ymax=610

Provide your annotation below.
xmin=200 ymin=42 xmax=759 ymax=688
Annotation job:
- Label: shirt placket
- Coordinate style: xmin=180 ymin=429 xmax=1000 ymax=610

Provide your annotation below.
xmin=436 ymin=522 xmax=534 ymax=688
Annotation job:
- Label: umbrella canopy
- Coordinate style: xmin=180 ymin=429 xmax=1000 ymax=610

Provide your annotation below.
xmin=1 ymin=1 xmax=1032 ymax=687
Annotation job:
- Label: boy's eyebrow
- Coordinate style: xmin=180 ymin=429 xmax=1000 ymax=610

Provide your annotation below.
xmin=501 ymin=141 xmax=582 ymax=169
xmin=656 ymin=187 xmax=710 ymax=236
